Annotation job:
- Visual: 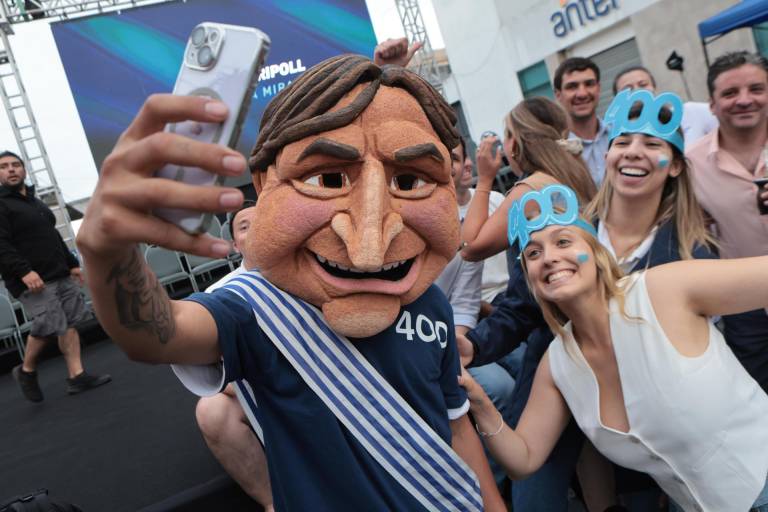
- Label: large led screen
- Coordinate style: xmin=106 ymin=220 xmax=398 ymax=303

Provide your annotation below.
xmin=51 ymin=0 xmax=378 ymax=169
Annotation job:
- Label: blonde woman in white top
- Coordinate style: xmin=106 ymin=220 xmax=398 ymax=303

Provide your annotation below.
xmin=460 ymin=180 xmax=768 ymax=512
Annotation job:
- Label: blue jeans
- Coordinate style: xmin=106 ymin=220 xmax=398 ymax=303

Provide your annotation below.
xmin=511 ymin=418 xmax=584 ymax=511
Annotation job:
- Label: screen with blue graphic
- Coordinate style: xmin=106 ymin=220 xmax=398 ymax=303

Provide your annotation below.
xmin=51 ymin=0 xmax=377 ymax=170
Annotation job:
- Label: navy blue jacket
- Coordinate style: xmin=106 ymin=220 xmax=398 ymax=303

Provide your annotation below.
xmin=0 ymin=186 xmax=79 ymax=297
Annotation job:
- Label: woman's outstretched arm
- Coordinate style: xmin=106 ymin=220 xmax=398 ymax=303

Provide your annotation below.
xmin=647 ymin=256 xmax=768 ymax=319
xmin=460 ymin=351 xmax=570 ymax=479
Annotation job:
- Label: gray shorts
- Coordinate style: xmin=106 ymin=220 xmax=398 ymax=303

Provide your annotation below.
xmin=18 ymin=277 xmax=90 ymax=337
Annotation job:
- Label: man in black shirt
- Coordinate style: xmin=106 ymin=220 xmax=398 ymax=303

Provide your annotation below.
xmin=0 ymin=151 xmax=110 ymax=402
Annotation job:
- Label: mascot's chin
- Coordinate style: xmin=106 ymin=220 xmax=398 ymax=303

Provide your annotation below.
xmin=321 ymin=294 xmax=401 ymax=338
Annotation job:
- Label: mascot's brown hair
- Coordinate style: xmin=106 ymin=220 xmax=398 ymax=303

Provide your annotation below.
xmin=244 ymin=54 xmax=463 ymax=337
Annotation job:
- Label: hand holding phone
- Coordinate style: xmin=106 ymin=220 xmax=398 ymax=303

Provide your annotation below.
xmin=154 ymin=23 xmax=270 ymax=234
xmin=78 ymin=95 xmax=247 ymax=261
xmin=480 ymin=130 xmax=510 ymax=168
xmin=78 ymin=23 xmax=270 ymax=261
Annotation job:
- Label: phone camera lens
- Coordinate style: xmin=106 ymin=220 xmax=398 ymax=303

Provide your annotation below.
xmin=191 ymin=27 xmax=206 ymax=46
xmin=197 ymin=45 xmax=214 ymax=67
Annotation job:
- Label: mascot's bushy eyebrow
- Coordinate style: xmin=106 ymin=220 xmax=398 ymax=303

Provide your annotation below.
xmin=249 ymin=54 xmax=459 ymax=173
xmin=394 ymin=143 xmax=444 ymax=163
xmin=298 ymin=138 xmax=361 ymax=162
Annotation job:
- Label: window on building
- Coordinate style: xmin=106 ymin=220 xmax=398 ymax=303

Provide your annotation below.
xmin=518 ymin=61 xmax=554 ymax=99
xmin=754 ymin=23 xmax=768 ymax=58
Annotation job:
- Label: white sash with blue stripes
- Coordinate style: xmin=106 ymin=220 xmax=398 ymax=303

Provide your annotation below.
xmin=222 ymin=271 xmax=482 ymax=512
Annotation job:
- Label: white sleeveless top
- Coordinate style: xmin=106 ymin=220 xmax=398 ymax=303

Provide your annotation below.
xmin=548 ymin=272 xmax=768 ymax=512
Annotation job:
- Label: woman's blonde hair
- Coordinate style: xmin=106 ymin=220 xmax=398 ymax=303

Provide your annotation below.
xmin=505 ymin=97 xmax=597 ymax=206
xmin=521 ymin=228 xmax=627 ymax=338
xmin=583 ymin=108 xmax=716 ymax=260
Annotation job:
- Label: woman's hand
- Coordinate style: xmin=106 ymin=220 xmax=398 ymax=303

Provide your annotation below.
xmin=475 ymin=136 xmax=503 ymax=185
xmin=459 ymin=368 xmax=498 ymax=419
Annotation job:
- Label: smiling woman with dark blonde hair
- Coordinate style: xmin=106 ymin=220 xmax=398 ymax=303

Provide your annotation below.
xmin=462 ymin=182 xmax=768 ymax=512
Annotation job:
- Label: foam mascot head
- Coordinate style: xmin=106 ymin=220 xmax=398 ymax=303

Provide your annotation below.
xmin=247 ymin=55 xmax=460 ymax=338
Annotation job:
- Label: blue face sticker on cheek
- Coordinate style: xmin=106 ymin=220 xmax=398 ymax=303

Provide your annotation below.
xmin=577 ymin=253 xmax=589 ymax=264
xmin=658 ymin=155 xmax=670 ymax=168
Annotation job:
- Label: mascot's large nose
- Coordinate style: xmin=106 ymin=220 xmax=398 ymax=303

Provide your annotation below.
xmin=331 ymin=159 xmax=403 ymax=271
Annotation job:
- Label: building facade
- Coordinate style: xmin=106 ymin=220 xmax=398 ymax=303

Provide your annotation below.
xmin=432 ymin=0 xmax=757 ymax=142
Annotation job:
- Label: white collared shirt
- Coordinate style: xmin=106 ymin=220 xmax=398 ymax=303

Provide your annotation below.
xmin=597 ymin=222 xmax=657 ymax=273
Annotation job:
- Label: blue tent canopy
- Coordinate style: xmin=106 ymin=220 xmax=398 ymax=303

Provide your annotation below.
xmin=699 ymin=0 xmax=768 ymax=39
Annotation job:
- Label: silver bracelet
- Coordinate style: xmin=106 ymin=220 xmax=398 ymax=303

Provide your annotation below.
xmin=475 ymin=411 xmax=504 ymax=437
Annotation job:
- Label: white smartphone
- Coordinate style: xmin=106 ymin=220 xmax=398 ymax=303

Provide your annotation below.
xmin=154 ymin=22 xmax=270 ymax=234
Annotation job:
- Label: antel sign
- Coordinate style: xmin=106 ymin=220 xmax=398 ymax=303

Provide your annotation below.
xmin=550 ymin=0 xmax=620 ymax=38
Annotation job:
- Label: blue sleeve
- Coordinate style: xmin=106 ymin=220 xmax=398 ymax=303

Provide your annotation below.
xmin=184 ymin=288 xmax=261 ymax=385
xmin=465 ymin=258 xmax=544 ymax=367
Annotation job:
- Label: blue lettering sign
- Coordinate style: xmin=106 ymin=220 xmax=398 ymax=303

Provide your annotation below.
xmin=565 ymin=2 xmax=583 ymax=29
xmin=550 ymin=11 xmax=569 ymax=37
xmin=579 ymin=0 xmax=596 ymax=20
xmin=593 ymin=0 xmax=610 ymax=15
xmin=551 ymin=0 xmax=619 ymax=38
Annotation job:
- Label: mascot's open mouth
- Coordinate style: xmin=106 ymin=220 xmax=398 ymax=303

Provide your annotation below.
xmin=313 ymin=253 xmax=415 ymax=281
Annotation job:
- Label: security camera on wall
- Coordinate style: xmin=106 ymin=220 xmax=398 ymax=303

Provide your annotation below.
xmin=666 ymin=51 xmax=684 ymax=72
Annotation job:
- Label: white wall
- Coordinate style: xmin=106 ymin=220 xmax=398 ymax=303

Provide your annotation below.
xmin=431 ymin=0 xmax=660 ymax=139
xmin=431 ymin=0 xmax=522 ymax=141
xmin=632 ymin=0 xmax=758 ymax=102
xmin=494 ymin=0 xmax=657 ymax=65
xmin=0 ymin=21 xmax=96 ymax=203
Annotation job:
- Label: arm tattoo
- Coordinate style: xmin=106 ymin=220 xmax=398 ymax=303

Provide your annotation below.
xmin=106 ymin=248 xmax=176 ymax=344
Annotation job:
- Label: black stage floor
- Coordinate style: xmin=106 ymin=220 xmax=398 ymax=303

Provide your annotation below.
xmin=0 ymin=338 xmax=259 ymax=511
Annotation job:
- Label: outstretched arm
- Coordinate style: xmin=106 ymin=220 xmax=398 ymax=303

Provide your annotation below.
xmin=460 ymin=352 xmax=570 ymax=479
xmin=77 ymin=94 xmax=248 ymax=364
xmin=647 ymin=256 xmax=768 ymax=319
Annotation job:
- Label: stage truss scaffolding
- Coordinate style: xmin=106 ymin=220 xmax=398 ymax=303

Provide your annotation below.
xmin=0 ymin=0 xmax=173 ymax=249
xmin=394 ymin=0 xmax=443 ymax=96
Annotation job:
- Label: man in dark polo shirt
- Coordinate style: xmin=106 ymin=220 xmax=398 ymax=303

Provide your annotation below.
xmin=0 ymin=150 xmax=110 ymax=402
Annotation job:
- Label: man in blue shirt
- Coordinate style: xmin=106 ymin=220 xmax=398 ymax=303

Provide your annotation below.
xmin=77 ymin=54 xmax=503 ymax=511
xmin=554 ymin=57 xmax=610 ymax=186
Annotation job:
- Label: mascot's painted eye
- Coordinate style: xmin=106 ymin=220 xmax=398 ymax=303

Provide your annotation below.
xmin=391 ymin=174 xmax=427 ymax=191
xmin=304 ymin=172 xmax=349 ymax=188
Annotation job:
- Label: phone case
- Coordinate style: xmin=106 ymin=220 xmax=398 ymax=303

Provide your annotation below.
xmin=154 ymin=22 xmax=270 ymax=234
